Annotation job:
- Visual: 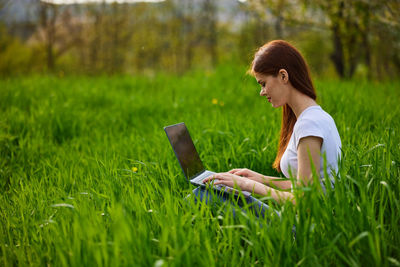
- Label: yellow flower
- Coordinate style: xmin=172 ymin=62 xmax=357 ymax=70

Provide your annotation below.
xmin=212 ymin=98 xmax=218 ymax=105
xmin=132 ymin=167 xmax=138 ymax=172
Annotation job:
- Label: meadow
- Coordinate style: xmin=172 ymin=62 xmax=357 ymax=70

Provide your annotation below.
xmin=0 ymin=65 xmax=399 ymax=266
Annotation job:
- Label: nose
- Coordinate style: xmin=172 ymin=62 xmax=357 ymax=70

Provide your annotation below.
xmin=260 ymin=87 xmax=267 ymax=96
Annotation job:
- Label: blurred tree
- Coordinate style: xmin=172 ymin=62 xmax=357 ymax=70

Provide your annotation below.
xmin=84 ymin=2 xmax=105 ymax=73
xmin=39 ymin=1 xmax=58 ymax=70
xmin=264 ymin=0 xmax=287 ymax=38
xmin=244 ymin=0 xmax=291 ymax=39
xmin=183 ymin=0 xmax=195 ymax=70
xmin=36 ymin=1 xmax=82 ymax=72
xmin=370 ymin=0 xmax=400 ymax=78
xmin=237 ymin=1 xmax=271 ymax=64
xmin=200 ymin=0 xmax=218 ymax=67
xmin=1 ymin=0 xmax=399 ymax=78
xmin=0 ymin=23 xmax=35 ymax=75
xmin=303 ymin=0 xmax=399 ymax=79
xmin=107 ymin=2 xmax=132 ymax=74
xmin=78 ymin=2 xmax=134 ymax=74
xmin=165 ymin=0 xmax=187 ymax=73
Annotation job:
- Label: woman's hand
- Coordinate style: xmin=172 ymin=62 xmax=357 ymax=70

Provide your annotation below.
xmin=228 ymin=168 xmax=292 ymax=190
xmin=203 ymin=172 xmax=253 ymax=192
xmin=203 ymin=172 xmax=295 ymax=204
xmin=228 ymin=168 xmax=266 ymax=184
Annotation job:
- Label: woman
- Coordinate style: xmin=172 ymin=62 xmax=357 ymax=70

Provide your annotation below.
xmin=194 ymin=40 xmax=341 ymax=215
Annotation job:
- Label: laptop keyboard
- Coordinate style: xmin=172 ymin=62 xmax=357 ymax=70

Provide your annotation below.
xmin=192 ymin=171 xmax=225 ymax=188
xmin=191 ymin=171 xmax=251 ymax=197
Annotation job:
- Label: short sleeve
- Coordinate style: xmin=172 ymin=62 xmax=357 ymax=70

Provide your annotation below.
xmin=293 ymin=118 xmax=324 ymax=149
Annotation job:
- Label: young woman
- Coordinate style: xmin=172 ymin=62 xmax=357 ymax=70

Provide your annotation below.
xmin=194 ymin=40 xmax=341 ymax=214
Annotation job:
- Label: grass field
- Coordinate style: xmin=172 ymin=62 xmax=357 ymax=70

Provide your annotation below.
xmin=1 ymin=65 xmax=400 ymax=266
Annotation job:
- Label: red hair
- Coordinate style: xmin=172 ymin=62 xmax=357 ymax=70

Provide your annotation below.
xmin=250 ymin=40 xmax=316 ymax=171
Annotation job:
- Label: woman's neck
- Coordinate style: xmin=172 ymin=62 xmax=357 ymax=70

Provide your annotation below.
xmin=287 ymin=89 xmax=318 ymax=119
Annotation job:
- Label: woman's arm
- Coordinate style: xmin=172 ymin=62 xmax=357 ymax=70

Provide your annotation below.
xmin=247 ymin=180 xmax=295 ymax=204
xmin=251 ymin=136 xmax=323 ymax=204
xmin=295 ymin=136 xmax=322 ymax=186
xmin=203 ymin=173 xmax=295 ymax=204
xmin=203 ymin=136 xmax=322 ymax=204
xmin=228 ymin=169 xmax=292 ymax=190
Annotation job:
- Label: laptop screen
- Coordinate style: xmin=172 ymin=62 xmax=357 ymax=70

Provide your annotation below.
xmin=164 ymin=123 xmax=205 ymax=179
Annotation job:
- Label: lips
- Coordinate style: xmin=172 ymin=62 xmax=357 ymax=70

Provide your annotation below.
xmin=267 ymin=97 xmax=271 ymax=102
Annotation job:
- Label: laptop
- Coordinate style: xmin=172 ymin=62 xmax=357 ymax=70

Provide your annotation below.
xmin=164 ymin=122 xmax=251 ymax=198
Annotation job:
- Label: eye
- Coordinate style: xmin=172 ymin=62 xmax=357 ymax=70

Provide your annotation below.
xmin=257 ymin=79 xmax=266 ymax=88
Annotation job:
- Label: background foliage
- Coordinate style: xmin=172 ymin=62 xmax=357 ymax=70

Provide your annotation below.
xmin=1 ymin=0 xmax=400 ymax=79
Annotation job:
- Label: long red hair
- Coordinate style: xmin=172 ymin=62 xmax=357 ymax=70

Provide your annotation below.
xmin=250 ymin=40 xmax=316 ymax=172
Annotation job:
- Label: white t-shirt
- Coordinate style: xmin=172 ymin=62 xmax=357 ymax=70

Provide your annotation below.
xmin=280 ymin=105 xmax=341 ymax=187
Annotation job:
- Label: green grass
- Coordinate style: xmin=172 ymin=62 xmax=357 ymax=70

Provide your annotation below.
xmin=0 ymin=65 xmax=399 ymax=266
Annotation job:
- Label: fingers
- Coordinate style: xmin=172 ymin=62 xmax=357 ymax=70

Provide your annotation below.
xmin=211 ymin=180 xmax=224 ymax=186
xmin=203 ymin=173 xmax=231 ymax=184
xmin=203 ymin=176 xmax=230 ymax=187
xmin=202 ymin=173 xmax=244 ymax=188
xmin=229 ymin=168 xmax=248 ymax=176
xmin=234 ymin=170 xmax=246 ymax=176
xmin=203 ymin=178 xmax=211 ymax=184
xmin=202 ymin=174 xmax=221 ymax=183
xmin=228 ymin=168 xmax=244 ymax=175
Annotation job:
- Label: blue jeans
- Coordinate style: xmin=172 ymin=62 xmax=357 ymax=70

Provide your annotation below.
xmin=190 ymin=186 xmax=280 ymax=218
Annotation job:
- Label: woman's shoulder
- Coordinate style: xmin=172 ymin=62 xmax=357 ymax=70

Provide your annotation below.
xmin=294 ymin=105 xmax=337 ymax=136
xmin=292 ymin=105 xmax=341 ymax=154
xmin=296 ymin=105 xmax=335 ymax=126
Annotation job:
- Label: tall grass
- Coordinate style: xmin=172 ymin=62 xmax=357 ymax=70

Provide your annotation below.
xmin=0 ymin=66 xmax=399 ymax=266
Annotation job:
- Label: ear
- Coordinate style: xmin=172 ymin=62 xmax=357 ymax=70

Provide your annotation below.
xmin=278 ymin=69 xmax=289 ymax=84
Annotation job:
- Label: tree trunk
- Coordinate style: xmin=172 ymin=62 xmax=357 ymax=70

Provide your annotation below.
xmin=330 ymin=23 xmax=345 ymax=78
xmin=40 ymin=3 xmax=57 ymax=71
xmin=203 ymin=0 xmax=218 ymax=67
xmin=275 ymin=15 xmax=283 ymax=39
xmin=329 ymin=0 xmax=345 ymax=78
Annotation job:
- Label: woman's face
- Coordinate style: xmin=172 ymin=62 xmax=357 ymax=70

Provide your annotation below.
xmin=254 ymin=71 xmax=290 ymax=108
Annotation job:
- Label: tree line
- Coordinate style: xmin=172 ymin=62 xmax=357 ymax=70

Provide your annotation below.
xmin=0 ymin=0 xmax=399 ymax=79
